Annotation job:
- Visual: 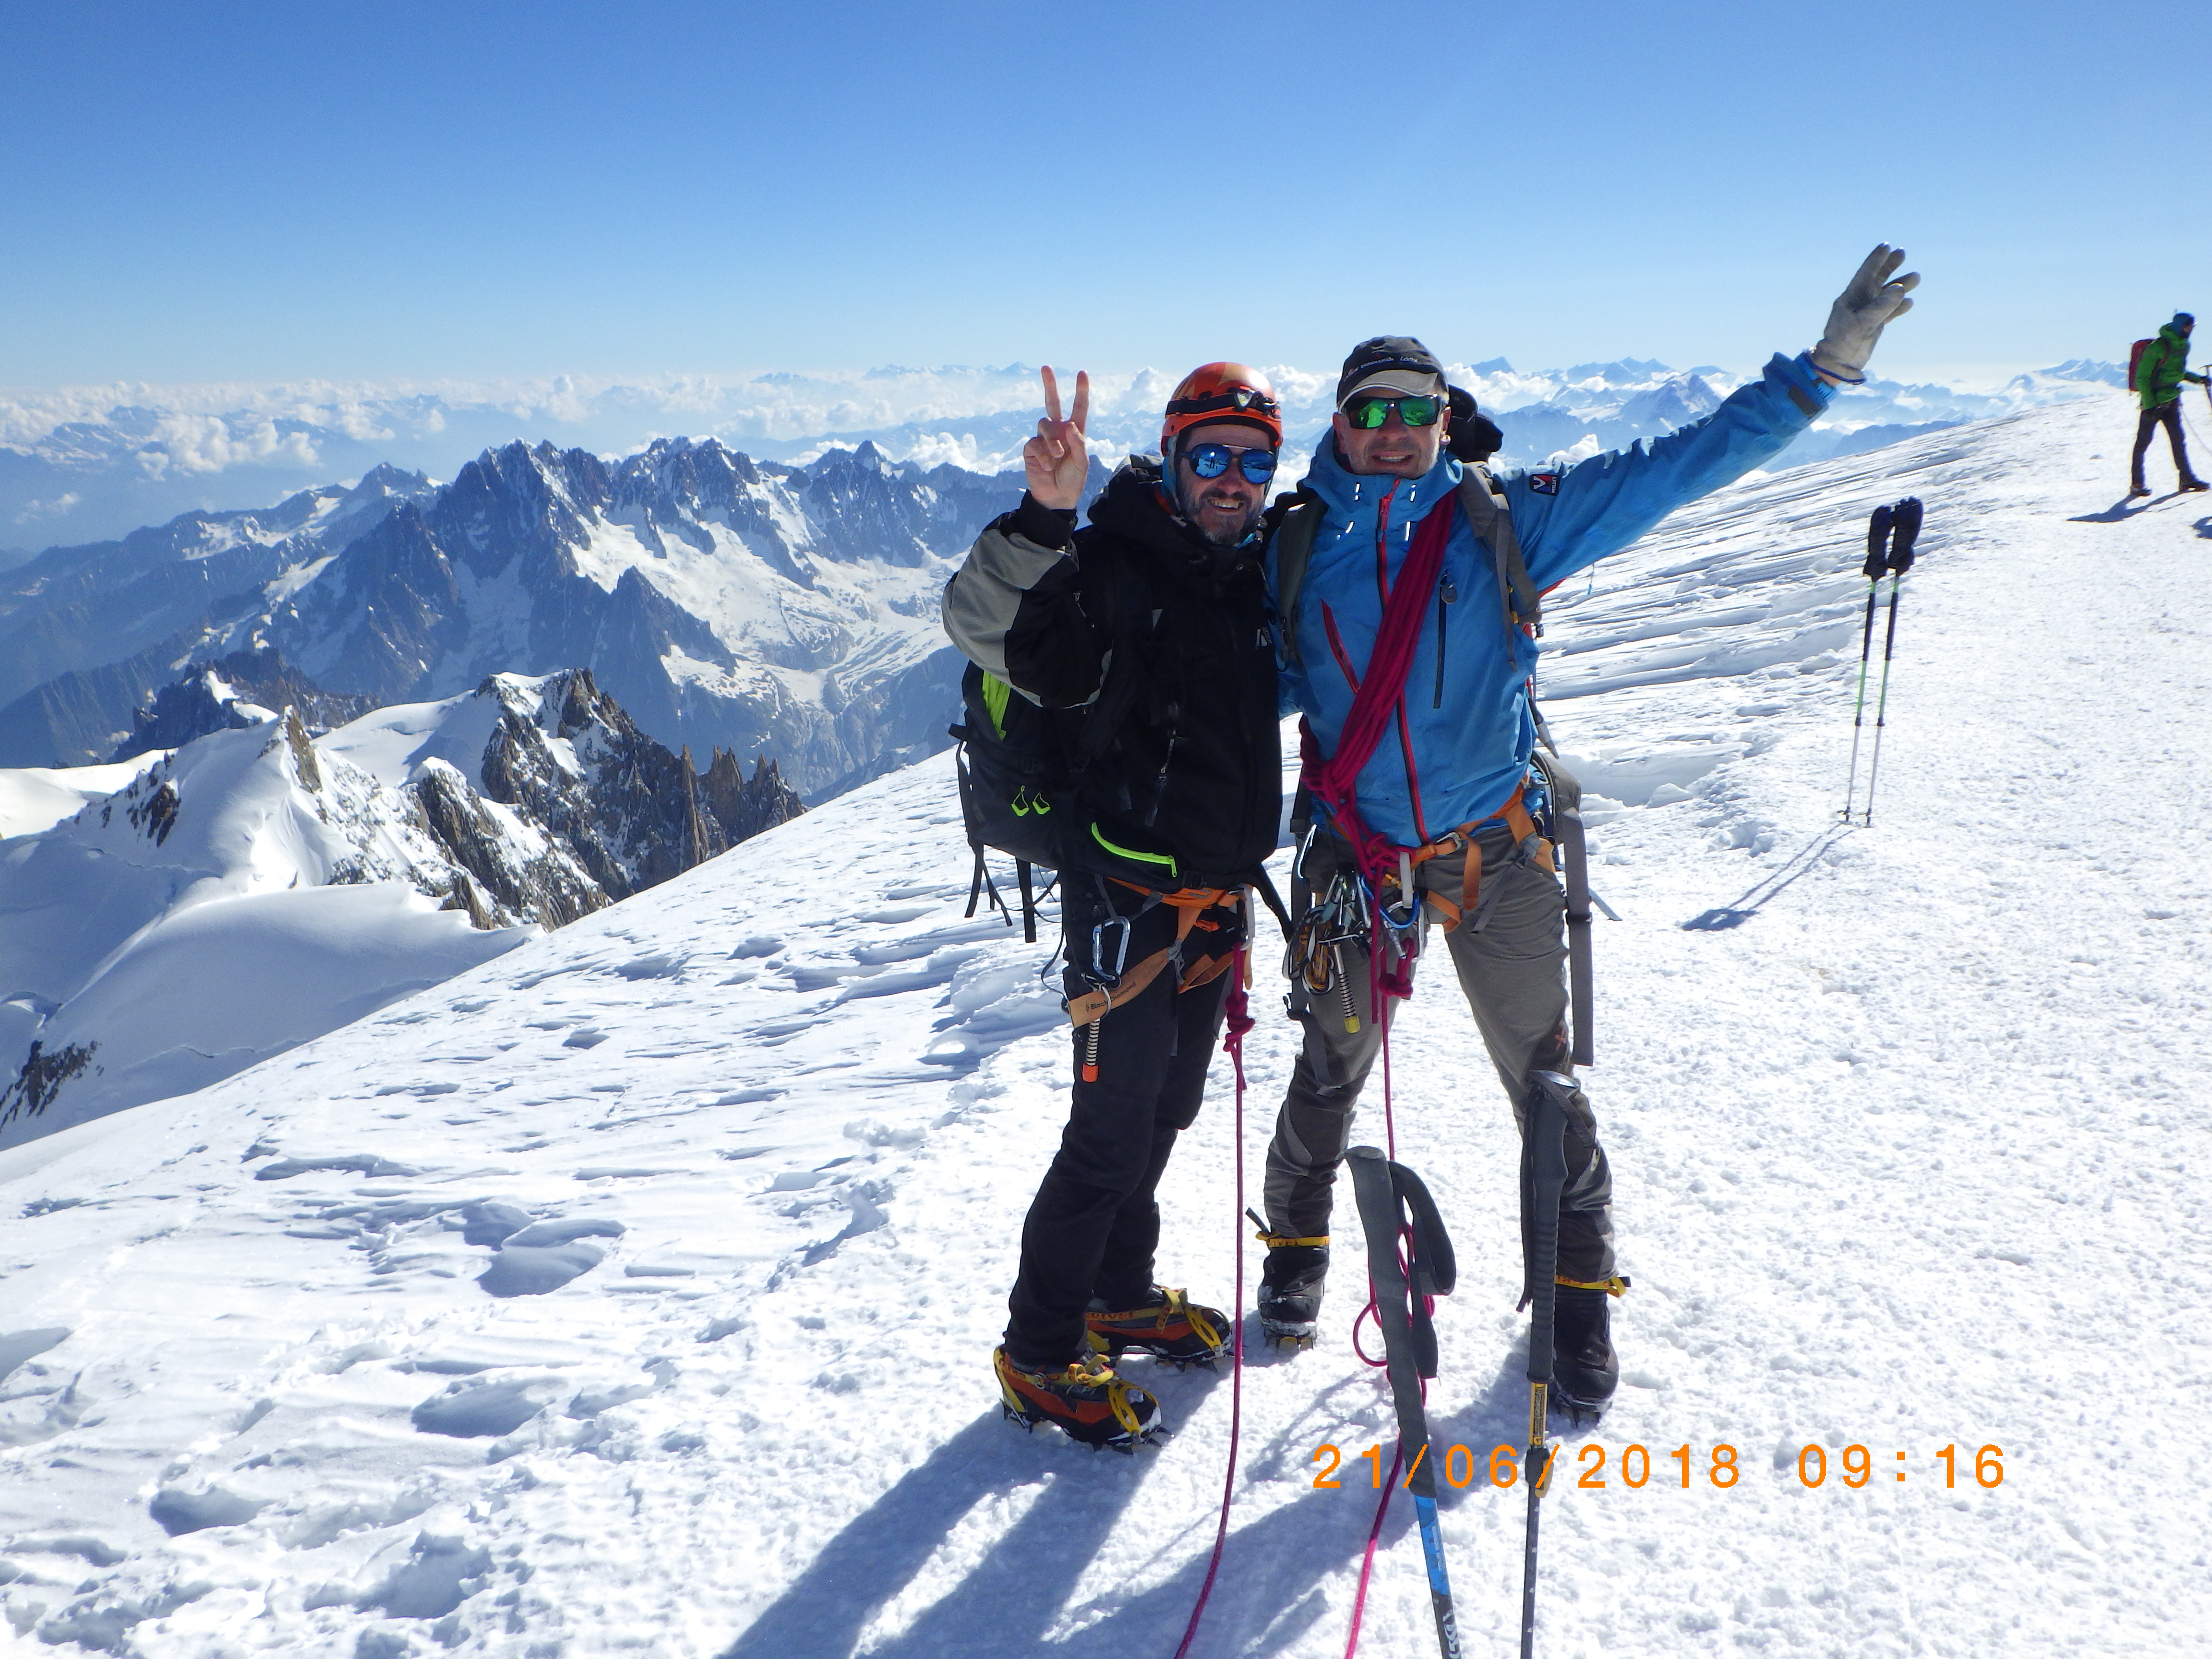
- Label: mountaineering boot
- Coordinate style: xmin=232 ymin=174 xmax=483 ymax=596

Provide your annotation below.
xmin=1256 ymin=1240 xmax=1330 ymax=1347
xmin=2182 ymin=477 xmax=2210 ymax=493
xmin=1549 ymin=1277 xmax=1627 ymax=1422
xmin=995 ymin=1346 xmax=1162 ymax=1449
xmin=2127 ymin=485 xmax=2152 ymax=498
xmin=1083 ymin=1286 xmax=1228 ymax=1367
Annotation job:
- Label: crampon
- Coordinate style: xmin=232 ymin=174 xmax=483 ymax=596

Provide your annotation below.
xmin=995 ymin=1346 xmax=1162 ymax=1451
xmin=1083 ymin=1285 xmax=1227 ymax=1370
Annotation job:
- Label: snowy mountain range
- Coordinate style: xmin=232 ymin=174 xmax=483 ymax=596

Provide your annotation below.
xmin=0 ymin=359 xmax=2127 ymax=545
xmin=0 ymin=386 xmax=2198 ymax=1657
xmin=0 ymin=440 xmax=1019 ymax=792
xmin=0 ymin=465 xmax=439 ymax=767
xmin=0 ymin=669 xmax=801 ymax=1151
xmin=0 ymin=354 xmax=2133 ymax=796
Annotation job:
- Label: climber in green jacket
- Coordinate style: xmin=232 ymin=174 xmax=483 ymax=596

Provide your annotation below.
xmin=2130 ymin=313 xmax=2208 ymax=496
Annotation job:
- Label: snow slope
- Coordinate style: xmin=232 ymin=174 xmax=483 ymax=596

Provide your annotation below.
xmin=2 ymin=387 xmax=2209 ymax=1657
xmin=2 ymin=665 xmax=801 ymax=1154
xmin=0 ymin=755 xmax=168 ymax=840
xmin=0 ymin=708 xmax=535 ymax=1150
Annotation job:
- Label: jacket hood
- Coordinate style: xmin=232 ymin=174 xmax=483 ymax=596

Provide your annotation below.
xmin=1299 ymin=431 xmax=1464 ymax=529
xmin=1087 ymin=456 xmax=1266 ymax=592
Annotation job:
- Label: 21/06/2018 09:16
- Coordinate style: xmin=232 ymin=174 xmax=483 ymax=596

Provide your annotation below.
xmin=1310 ymin=1442 xmax=2008 ymax=1491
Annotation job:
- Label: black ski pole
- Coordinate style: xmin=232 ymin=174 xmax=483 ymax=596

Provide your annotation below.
xmin=1839 ymin=503 xmax=1893 ymax=823
xmin=1348 ymin=1146 xmax=1462 ymax=1659
xmin=1517 ymin=1074 xmax=1571 ymax=1659
xmin=1860 ymin=497 xmax=1923 ymax=827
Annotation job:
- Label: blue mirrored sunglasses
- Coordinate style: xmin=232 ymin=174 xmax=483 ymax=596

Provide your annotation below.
xmin=1182 ymin=442 xmax=1279 ymax=483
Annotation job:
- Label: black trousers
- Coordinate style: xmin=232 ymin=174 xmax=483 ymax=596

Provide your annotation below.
xmin=1003 ymin=879 xmax=1240 ymax=1369
xmin=2131 ymin=401 xmax=2199 ymax=490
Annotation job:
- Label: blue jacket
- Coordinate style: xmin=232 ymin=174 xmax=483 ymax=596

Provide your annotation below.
xmin=1275 ymin=351 xmax=1834 ymax=847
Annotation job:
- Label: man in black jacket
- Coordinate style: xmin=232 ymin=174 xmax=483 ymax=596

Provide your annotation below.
xmin=944 ymin=363 xmax=1285 ymax=1447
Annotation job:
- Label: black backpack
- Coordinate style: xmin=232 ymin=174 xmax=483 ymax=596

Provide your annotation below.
xmin=949 ymin=567 xmax=1148 ymax=941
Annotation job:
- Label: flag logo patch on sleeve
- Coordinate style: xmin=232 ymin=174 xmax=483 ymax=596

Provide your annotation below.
xmin=1529 ymin=471 xmax=1560 ymax=496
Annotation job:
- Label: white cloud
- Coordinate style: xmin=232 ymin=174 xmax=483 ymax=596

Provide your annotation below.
xmin=0 ymin=356 xmax=2126 ymax=500
xmin=12 ymin=492 xmax=81 ymax=524
xmin=125 ymin=412 xmax=321 ymax=478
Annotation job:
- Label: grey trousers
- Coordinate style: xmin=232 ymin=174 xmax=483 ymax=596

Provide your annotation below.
xmin=1262 ymin=823 xmax=1617 ymax=1282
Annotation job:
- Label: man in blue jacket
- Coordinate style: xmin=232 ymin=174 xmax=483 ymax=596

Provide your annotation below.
xmin=1254 ymin=246 xmax=1921 ymax=1419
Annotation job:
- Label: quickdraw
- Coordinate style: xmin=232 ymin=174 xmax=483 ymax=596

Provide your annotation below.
xmin=1284 ymin=863 xmax=1368 ymax=1035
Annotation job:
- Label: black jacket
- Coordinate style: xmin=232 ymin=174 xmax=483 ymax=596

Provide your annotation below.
xmin=949 ymin=458 xmax=1282 ymax=890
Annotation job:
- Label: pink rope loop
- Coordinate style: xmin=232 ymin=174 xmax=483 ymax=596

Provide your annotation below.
xmin=1350 ymin=1295 xmax=1387 ymax=1369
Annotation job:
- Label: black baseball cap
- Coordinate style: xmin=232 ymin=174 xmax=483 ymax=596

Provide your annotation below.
xmin=1337 ymin=336 xmax=1447 ymax=408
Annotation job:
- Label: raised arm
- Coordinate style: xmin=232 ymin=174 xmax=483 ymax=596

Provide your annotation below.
xmin=943 ymin=367 xmax=1109 ymax=707
xmin=1506 ymin=245 xmax=1921 ymax=588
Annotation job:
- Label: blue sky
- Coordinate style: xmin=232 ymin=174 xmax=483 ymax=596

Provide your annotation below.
xmin=1 ymin=0 xmax=2202 ymax=386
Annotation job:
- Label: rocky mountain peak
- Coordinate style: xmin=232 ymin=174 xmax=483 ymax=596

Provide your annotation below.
xmin=112 ymin=646 xmax=378 ymax=762
xmin=1 ymin=433 xmax=1022 ymax=797
xmin=2 ymin=663 xmax=814 ymax=1143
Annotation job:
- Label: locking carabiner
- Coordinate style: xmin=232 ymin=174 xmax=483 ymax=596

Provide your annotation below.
xmin=1379 ymin=848 xmax=1422 ymax=932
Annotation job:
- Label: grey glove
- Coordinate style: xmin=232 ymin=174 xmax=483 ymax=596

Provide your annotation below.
xmin=1810 ymin=244 xmax=1920 ymax=383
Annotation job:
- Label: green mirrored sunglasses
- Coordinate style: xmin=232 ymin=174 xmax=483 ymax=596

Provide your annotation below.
xmin=1345 ymin=394 xmax=1444 ymax=430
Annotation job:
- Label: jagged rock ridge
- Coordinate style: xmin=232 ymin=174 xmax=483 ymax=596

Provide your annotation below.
xmin=0 ymin=466 xmax=437 ymax=766
xmin=0 ymin=439 xmax=1019 ymax=795
xmin=0 ymin=669 xmax=804 ymax=1146
xmin=111 ymin=646 xmax=380 ymax=759
xmin=264 ymin=436 xmax=1013 ymax=796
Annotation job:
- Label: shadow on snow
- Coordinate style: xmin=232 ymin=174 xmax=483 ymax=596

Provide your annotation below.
xmin=719 ymin=1328 xmax=1590 ymax=1657
xmin=1680 ymin=823 xmax=1854 ymax=931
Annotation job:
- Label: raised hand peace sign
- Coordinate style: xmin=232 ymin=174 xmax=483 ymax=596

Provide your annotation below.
xmin=1022 ymin=365 xmax=1090 ymax=511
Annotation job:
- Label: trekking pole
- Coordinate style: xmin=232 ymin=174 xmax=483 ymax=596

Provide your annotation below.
xmin=1839 ymin=504 xmax=1894 ymax=823
xmin=1858 ymin=497 xmax=1923 ymax=827
xmin=1517 ymin=1074 xmax=1570 ymax=1659
xmin=1347 ymin=1146 xmax=1461 ymax=1659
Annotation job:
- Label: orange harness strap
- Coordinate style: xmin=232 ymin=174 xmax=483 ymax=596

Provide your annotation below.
xmin=1401 ymin=781 xmax=1555 ymax=933
xmin=1070 ymin=887 xmax=1243 ymax=1024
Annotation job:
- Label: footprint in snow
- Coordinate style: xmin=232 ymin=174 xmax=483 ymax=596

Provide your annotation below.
xmin=475 ymin=1217 xmax=626 ymax=1297
xmin=149 ymin=1485 xmax=266 ymax=1536
xmin=357 ymin=1534 xmax=495 ymax=1619
xmin=253 ymin=1154 xmax=423 ymax=1181
xmin=0 ymin=1326 xmax=72 ymax=1384
xmin=409 ymin=1378 xmax=559 ymax=1437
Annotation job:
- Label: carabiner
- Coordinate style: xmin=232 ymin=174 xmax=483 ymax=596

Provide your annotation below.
xmin=1379 ymin=848 xmax=1421 ymax=931
xmin=1090 ymin=913 xmax=1132 ymax=985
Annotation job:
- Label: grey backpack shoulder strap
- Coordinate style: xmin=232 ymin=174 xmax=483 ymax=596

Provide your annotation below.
xmin=1269 ymin=489 xmax=1326 ymax=671
xmin=1456 ymin=466 xmax=1542 ymax=638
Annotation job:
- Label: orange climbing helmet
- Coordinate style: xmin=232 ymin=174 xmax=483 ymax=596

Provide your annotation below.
xmin=1159 ymin=363 xmax=1282 ymax=452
